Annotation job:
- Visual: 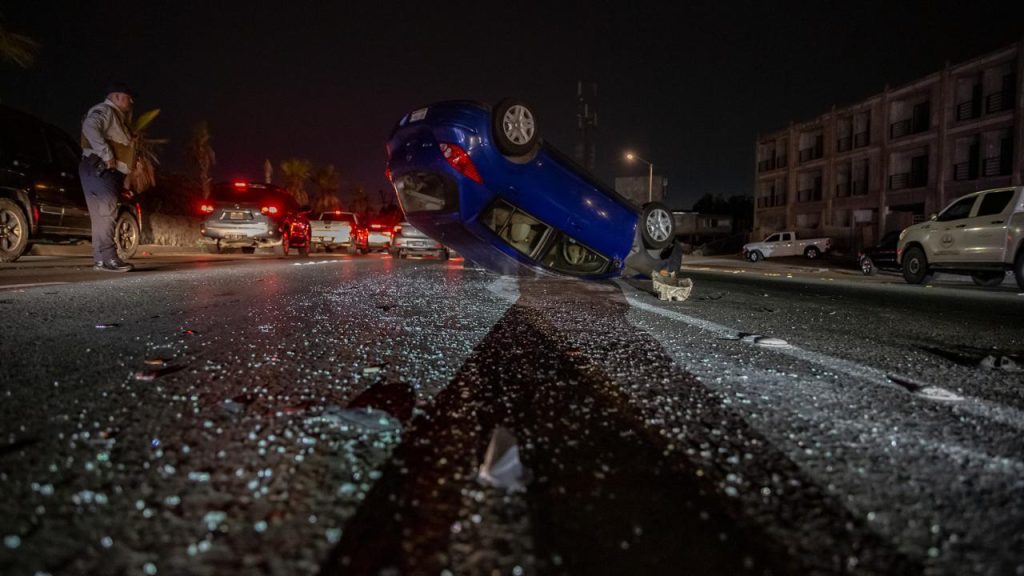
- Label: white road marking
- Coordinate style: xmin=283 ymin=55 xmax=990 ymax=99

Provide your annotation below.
xmin=0 ymin=282 xmax=69 ymax=291
xmin=618 ymin=282 xmax=1024 ymax=432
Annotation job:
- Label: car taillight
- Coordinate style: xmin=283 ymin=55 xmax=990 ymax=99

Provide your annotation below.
xmin=261 ymin=206 xmax=279 ymax=215
xmin=200 ymin=204 xmax=214 ymax=214
xmin=439 ymin=142 xmax=482 ymax=183
xmin=384 ymin=166 xmax=392 ymax=182
xmin=233 ymin=181 xmax=248 ymax=189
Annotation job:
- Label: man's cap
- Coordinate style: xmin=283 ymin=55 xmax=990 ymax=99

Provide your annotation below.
xmin=107 ymin=82 xmax=136 ymax=98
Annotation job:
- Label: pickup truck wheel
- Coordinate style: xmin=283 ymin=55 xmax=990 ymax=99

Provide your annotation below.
xmin=804 ymin=246 xmax=820 ymax=259
xmin=0 ymin=199 xmax=30 ymax=263
xmin=493 ymin=98 xmax=540 ymax=159
xmin=1016 ymin=251 xmax=1024 ymax=290
xmin=114 ymin=212 xmax=140 ymax=260
xmin=640 ymin=202 xmax=674 ymax=250
xmin=971 ymin=271 xmax=1004 ymax=287
xmin=859 ymin=256 xmax=876 ymax=275
xmin=748 ymin=250 xmax=763 ymax=263
xmin=902 ymin=247 xmax=931 ymax=284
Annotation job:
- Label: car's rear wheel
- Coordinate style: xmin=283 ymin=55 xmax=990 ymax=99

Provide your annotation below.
xmin=347 ymin=244 xmax=357 ymax=255
xmin=748 ymin=250 xmax=763 ymax=263
xmin=804 ymin=246 xmax=820 ymax=259
xmin=640 ymin=202 xmax=674 ymax=250
xmin=299 ymin=233 xmax=310 ymax=257
xmin=0 ymin=199 xmax=30 ymax=263
xmin=902 ymin=247 xmax=932 ymax=284
xmin=114 ymin=212 xmax=140 ymax=260
xmin=492 ymin=98 xmax=540 ymax=159
xmin=971 ymin=271 xmax=1004 ymax=287
xmin=281 ymin=234 xmax=291 ymax=256
xmin=859 ymin=256 xmax=876 ymax=275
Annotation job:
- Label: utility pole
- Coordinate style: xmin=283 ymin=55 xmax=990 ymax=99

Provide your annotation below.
xmin=575 ymin=81 xmax=598 ymax=171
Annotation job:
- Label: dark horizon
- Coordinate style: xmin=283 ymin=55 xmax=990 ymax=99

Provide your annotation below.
xmin=3 ymin=2 xmax=1023 ymax=210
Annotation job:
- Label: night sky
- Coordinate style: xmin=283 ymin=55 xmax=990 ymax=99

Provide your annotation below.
xmin=3 ymin=1 xmax=1022 ymax=209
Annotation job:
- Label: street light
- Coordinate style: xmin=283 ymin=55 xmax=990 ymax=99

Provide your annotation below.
xmin=625 ymin=152 xmax=654 ymax=202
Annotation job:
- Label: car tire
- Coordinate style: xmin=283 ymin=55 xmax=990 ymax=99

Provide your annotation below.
xmin=241 ymin=246 xmax=256 ymax=254
xmin=804 ymin=246 xmax=820 ymax=259
xmin=640 ymin=202 xmax=674 ymax=250
xmin=300 ymin=234 xmax=311 ymax=257
xmin=492 ymin=98 xmax=540 ymax=159
xmin=281 ymin=234 xmax=291 ymax=256
xmin=902 ymin=246 xmax=931 ymax=284
xmin=114 ymin=212 xmax=140 ymax=260
xmin=971 ymin=271 xmax=1004 ymax=287
xmin=1016 ymin=250 xmax=1024 ymax=291
xmin=748 ymin=250 xmax=763 ymax=263
xmin=0 ymin=198 xmax=30 ymax=263
xmin=860 ymin=256 xmax=876 ymax=275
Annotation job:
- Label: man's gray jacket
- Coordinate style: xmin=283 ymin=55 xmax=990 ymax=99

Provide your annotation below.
xmin=81 ymin=100 xmax=133 ymax=175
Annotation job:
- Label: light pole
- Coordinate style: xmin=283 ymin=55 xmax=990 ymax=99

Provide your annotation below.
xmin=625 ymin=152 xmax=654 ymax=202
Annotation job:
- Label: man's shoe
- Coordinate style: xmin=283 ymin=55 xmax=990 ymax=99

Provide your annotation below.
xmin=94 ymin=259 xmax=133 ymax=272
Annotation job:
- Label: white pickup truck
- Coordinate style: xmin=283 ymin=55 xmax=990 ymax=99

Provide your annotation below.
xmin=897 ymin=186 xmax=1024 ymax=289
xmin=743 ymin=231 xmax=832 ymax=262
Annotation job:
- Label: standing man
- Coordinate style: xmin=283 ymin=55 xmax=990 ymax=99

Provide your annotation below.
xmin=80 ymin=83 xmax=135 ymax=272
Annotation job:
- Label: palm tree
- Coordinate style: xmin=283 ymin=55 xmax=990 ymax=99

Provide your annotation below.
xmin=125 ymin=109 xmax=164 ymax=193
xmin=186 ymin=121 xmax=216 ymax=199
xmin=263 ymin=159 xmax=273 ymax=184
xmin=0 ymin=14 xmax=38 ymax=68
xmin=312 ymin=164 xmax=342 ymax=212
xmin=280 ymin=158 xmax=312 ymax=206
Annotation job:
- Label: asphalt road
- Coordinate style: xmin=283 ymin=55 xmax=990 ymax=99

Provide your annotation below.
xmin=1 ymin=251 xmax=1022 ymax=575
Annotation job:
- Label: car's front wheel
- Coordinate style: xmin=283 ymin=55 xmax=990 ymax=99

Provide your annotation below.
xmin=971 ymin=271 xmax=1004 ymax=287
xmin=640 ymin=202 xmax=674 ymax=250
xmin=492 ymin=98 xmax=540 ymax=160
xmin=902 ymin=247 xmax=932 ymax=284
xmin=0 ymin=199 xmax=30 ymax=263
xmin=115 ymin=212 xmax=140 ymax=260
xmin=860 ymin=255 xmax=876 ymax=275
xmin=747 ymin=250 xmax=763 ymax=263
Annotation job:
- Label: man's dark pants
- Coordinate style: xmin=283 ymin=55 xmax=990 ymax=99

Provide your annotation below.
xmin=79 ymin=156 xmax=123 ymax=263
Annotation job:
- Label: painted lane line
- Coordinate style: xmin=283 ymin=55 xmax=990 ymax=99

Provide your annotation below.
xmin=0 ymin=282 xmax=69 ymax=291
xmin=618 ymin=284 xmax=1024 ymax=433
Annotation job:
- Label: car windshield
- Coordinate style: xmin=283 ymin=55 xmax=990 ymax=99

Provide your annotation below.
xmin=481 ymin=199 xmax=550 ymax=258
xmin=319 ymin=212 xmax=356 ymax=223
xmin=397 ymin=223 xmax=427 ymax=237
xmin=541 ymin=233 xmax=609 ymax=275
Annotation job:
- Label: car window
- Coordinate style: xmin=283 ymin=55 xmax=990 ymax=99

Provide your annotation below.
xmin=46 ymin=128 xmax=81 ymax=175
xmin=975 ymin=190 xmax=1014 ymax=217
xmin=879 ymin=231 xmax=900 ymax=248
xmin=394 ymin=173 xmax=448 ymax=212
xmin=0 ymin=117 xmax=52 ymax=168
xmin=481 ymin=199 xmax=550 ymax=257
xmin=937 ymin=195 xmax=978 ymax=222
xmin=541 ymin=234 xmax=609 ymax=275
xmin=765 ymin=234 xmax=780 ymax=242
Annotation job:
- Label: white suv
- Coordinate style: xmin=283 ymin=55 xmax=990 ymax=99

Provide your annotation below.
xmin=897 ymin=186 xmax=1024 ymax=289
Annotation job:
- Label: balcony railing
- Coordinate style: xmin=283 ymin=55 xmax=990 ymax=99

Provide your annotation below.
xmin=798 ymin=146 xmax=823 ymax=163
xmin=851 ymin=180 xmax=868 ymax=196
xmin=835 ymin=181 xmax=850 ymax=197
xmin=953 ymin=161 xmax=976 ymax=181
xmin=837 ymin=136 xmax=852 ymax=153
xmin=775 ymin=155 xmax=788 ymax=169
xmin=889 ymin=171 xmax=927 ymax=190
xmin=983 ymin=156 xmax=1011 ymax=177
xmin=853 ymin=131 xmax=869 ymax=148
xmin=890 ymin=120 xmax=912 ymax=139
xmin=986 ymin=91 xmax=1014 ymax=114
xmin=956 ymin=100 xmax=981 ymax=121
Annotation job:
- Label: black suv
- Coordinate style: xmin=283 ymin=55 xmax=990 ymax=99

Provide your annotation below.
xmin=858 ymin=230 xmax=900 ymax=275
xmin=0 ymin=105 xmax=141 ymax=262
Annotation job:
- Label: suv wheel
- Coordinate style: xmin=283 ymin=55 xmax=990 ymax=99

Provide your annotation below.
xmin=805 ymin=246 xmax=820 ymax=259
xmin=115 ymin=212 xmax=140 ymax=260
xmin=0 ymin=199 xmax=29 ymax=263
xmin=971 ymin=271 xmax=1005 ymax=287
xmin=748 ymin=250 xmax=763 ymax=263
xmin=902 ymin=247 xmax=932 ymax=284
xmin=859 ymin=255 xmax=876 ymax=275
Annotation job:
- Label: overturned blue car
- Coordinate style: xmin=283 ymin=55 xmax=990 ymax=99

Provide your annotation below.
xmin=384 ymin=99 xmax=676 ymax=279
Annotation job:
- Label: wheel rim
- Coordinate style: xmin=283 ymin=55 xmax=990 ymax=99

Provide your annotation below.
xmin=645 ymin=208 xmax=672 ymax=242
xmin=0 ymin=209 xmax=23 ymax=252
xmin=502 ymin=105 xmax=535 ymax=145
xmin=116 ymin=218 xmax=137 ymax=251
xmin=908 ymin=258 xmax=921 ymax=275
xmin=808 ymin=249 xmax=818 ymax=258
xmin=861 ymin=258 xmax=872 ymax=274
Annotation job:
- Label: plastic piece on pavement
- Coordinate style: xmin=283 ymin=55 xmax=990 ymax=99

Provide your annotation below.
xmin=653 ymin=274 xmax=693 ymax=301
xmin=477 ymin=426 xmax=531 ymax=491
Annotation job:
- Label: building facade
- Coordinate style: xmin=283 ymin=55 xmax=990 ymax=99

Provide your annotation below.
xmin=614 ymin=175 xmax=668 ymax=206
xmin=754 ymin=40 xmax=1024 ymax=252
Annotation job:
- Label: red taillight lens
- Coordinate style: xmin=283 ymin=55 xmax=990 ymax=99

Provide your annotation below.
xmin=261 ymin=206 xmax=279 ymax=215
xmin=200 ymin=204 xmax=214 ymax=214
xmin=232 ymin=181 xmax=248 ymax=189
xmin=384 ymin=166 xmax=392 ymax=182
xmin=439 ymin=142 xmax=482 ymax=183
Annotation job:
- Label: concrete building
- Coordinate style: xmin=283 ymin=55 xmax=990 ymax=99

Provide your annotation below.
xmin=754 ymin=40 xmax=1024 ymax=252
xmin=614 ymin=175 xmax=668 ymax=206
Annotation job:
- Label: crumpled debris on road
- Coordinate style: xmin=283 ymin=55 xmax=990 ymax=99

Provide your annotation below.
xmin=652 ymin=272 xmax=693 ymax=302
xmin=477 ymin=427 xmax=530 ymax=492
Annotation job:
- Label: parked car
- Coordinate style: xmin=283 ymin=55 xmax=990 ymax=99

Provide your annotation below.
xmin=742 ymin=231 xmax=832 ymax=262
xmin=383 ymin=99 xmax=674 ymax=279
xmin=0 ymin=104 xmax=141 ymax=263
xmin=352 ymin=221 xmax=393 ymax=254
xmin=310 ymin=210 xmax=359 ymax=252
xmin=858 ymin=230 xmax=900 ymax=275
xmin=199 ymin=181 xmax=310 ymax=255
xmin=390 ymin=221 xmax=449 ymax=259
xmin=898 ymin=186 xmax=1024 ymax=289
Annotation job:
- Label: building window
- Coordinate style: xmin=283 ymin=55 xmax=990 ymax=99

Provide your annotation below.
xmin=798 ymin=132 xmax=824 ymax=163
xmin=889 ymin=151 xmax=929 ymax=190
xmin=890 ymin=100 xmax=930 ymax=139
